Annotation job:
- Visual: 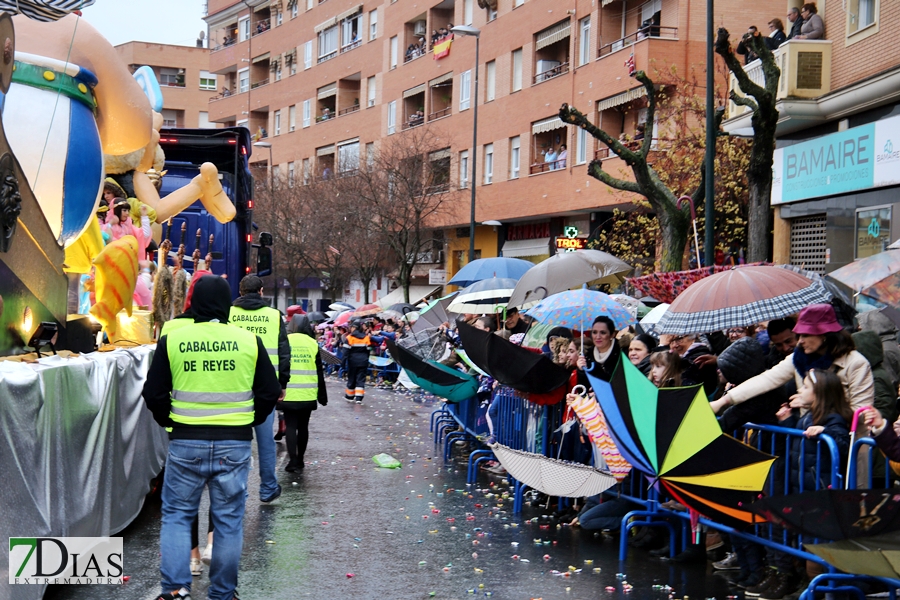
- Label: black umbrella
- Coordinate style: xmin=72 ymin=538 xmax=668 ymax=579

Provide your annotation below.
xmin=388 ymin=302 xmax=417 ymax=314
xmin=308 ymin=311 xmax=327 ymax=323
xmin=456 ymin=321 xmax=570 ymax=394
xmin=752 ymin=489 xmax=900 ymax=541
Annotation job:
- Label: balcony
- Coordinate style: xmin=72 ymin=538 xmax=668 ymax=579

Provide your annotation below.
xmin=534 ymin=62 xmax=569 ymax=85
xmin=727 ymin=40 xmax=832 ymax=120
xmin=598 ymin=26 xmax=678 ymax=58
xmin=252 ymin=18 xmax=271 ymax=37
xmin=529 ymin=161 xmax=565 ymax=175
xmin=429 ymin=106 xmax=451 ymax=121
xmin=338 ymin=104 xmax=360 ymax=116
xmin=594 ymin=139 xmax=661 ymax=161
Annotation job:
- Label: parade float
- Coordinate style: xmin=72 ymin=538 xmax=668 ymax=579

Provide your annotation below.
xmin=0 ymin=9 xmax=250 ymax=597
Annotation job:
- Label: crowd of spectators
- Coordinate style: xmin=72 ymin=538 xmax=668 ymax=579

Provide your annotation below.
xmin=736 ymin=3 xmax=825 ymax=65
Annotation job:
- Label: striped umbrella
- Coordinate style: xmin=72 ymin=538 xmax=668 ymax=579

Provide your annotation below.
xmin=568 ymin=390 xmax=631 ymax=481
xmin=657 ymin=266 xmax=833 ymax=335
xmin=2 ymin=0 xmax=94 ymax=21
xmin=447 ymin=277 xmax=517 ymax=314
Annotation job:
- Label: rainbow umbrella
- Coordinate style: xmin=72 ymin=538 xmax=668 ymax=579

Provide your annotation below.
xmin=587 ymin=358 xmax=776 ymax=527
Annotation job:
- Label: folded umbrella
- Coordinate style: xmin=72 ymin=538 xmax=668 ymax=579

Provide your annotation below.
xmin=507 ymin=250 xmax=633 ymax=310
xmin=657 ymin=265 xmax=833 ymax=335
xmin=588 ymin=358 xmax=776 ymax=526
xmin=490 ymin=443 xmax=617 ymax=498
xmin=386 ymin=340 xmax=478 ymax=402
xmin=449 ymin=257 xmax=534 ymax=287
xmin=448 ymin=277 xmax=517 ymax=314
xmin=456 ymin=321 xmax=570 ymax=394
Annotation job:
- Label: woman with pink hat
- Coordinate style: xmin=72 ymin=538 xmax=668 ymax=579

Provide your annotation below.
xmin=710 ymin=304 xmax=875 ymax=414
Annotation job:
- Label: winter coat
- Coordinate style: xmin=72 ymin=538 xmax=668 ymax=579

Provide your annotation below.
xmin=766 ymin=29 xmax=788 ymax=49
xmin=852 ymin=330 xmax=899 ymax=424
xmin=727 ymin=349 xmax=875 ymax=412
xmin=682 ymin=342 xmax=719 ymax=396
xmin=856 ymin=310 xmax=900 ymax=390
xmin=634 ymin=356 xmax=652 ymax=376
xmin=780 ymin=411 xmax=849 ymax=492
xmin=787 ymin=16 xmax=804 ymax=39
xmin=718 ymin=337 xmax=785 ymax=431
xmin=584 ymin=344 xmax=622 ymax=382
xmin=800 ymin=13 xmax=825 ymax=39
xmin=232 ymin=292 xmax=291 ymax=389
xmin=873 ymin=418 xmax=900 ymax=462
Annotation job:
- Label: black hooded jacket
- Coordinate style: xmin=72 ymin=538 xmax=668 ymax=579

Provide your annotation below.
xmin=717 ymin=337 xmax=786 ymax=432
xmin=232 ymin=292 xmax=291 ymax=389
xmin=142 ymin=277 xmax=281 ymax=440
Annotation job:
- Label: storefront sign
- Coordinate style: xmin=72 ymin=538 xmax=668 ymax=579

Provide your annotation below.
xmin=856 ymin=206 xmax=892 ymax=259
xmin=772 ymin=114 xmax=900 ymax=205
xmin=428 ymin=269 xmax=447 ymax=285
xmin=556 ymin=237 xmax=587 ymax=251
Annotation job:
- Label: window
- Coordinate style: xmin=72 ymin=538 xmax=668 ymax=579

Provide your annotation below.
xmin=369 ymin=9 xmax=378 ymax=40
xmin=367 ymin=76 xmax=376 ymax=107
xmin=238 ymin=68 xmax=249 ymax=93
xmin=459 ymin=150 xmax=469 ymax=189
xmin=464 ymin=0 xmax=473 ymax=25
xmin=488 ymin=6 xmax=497 ymax=21
xmin=641 ymin=0 xmax=662 ymax=24
xmin=576 ymin=127 xmax=588 ymax=164
xmin=514 ymin=0 xmax=524 ymax=6
xmin=302 ymin=99 xmax=311 ymax=127
xmin=159 ymin=67 xmax=182 ymax=87
xmin=390 ymin=36 xmax=398 ymax=68
xmin=274 ymin=110 xmax=281 ymax=135
xmin=292 ymin=2 xmax=298 ymax=17
xmin=387 ymin=100 xmax=396 ymax=134
xmin=342 ymin=12 xmax=362 ymax=50
xmin=483 ymin=143 xmax=493 ymax=184
xmin=319 ymin=25 xmax=338 ymax=62
xmin=509 ymin=136 xmax=520 ymax=179
xmin=460 ymin=70 xmax=471 ymax=110
xmin=289 ymin=105 xmax=297 ymax=131
xmin=306 ymin=0 xmax=313 ymax=10
xmin=485 ymin=61 xmax=496 ymax=102
xmin=275 ymin=66 xmax=282 ymax=81
xmin=198 ymin=111 xmax=213 ymax=128
xmin=239 ymin=17 xmax=250 ymax=42
xmin=276 ymin=11 xmax=283 ymax=26
xmin=288 ymin=161 xmax=295 ymax=187
xmin=848 ymin=0 xmax=877 ymax=34
xmin=304 ymin=41 xmax=313 ymax=69
xmin=199 ymin=70 xmax=217 ymax=90
xmin=579 ymin=17 xmax=591 ymax=66
xmin=338 ymin=139 xmax=360 ymax=173
xmin=161 ymin=109 xmax=178 ymax=128
xmin=366 ymin=142 xmax=375 ymax=169
xmin=302 ymin=158 xmax=311 ymax=185
xmin=512 ymin=48 xmax=523 ymax=92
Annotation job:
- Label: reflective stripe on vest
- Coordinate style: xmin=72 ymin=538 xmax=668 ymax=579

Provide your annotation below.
xmin=166 ymin=322 xmax=259 ymax=426
xmin=229 ymin=305 xmax=281 ymax=367
xmin=284 ymin=333 xmax=319 ymax=402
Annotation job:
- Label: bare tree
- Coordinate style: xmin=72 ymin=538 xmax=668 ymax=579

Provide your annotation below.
xmin=341 ymin=125 xmax=454 ymax=301
xmin=559 ymin=70 xmax=722 ymax=272
xmin=715 ymin=29 xmax=780 ymax=263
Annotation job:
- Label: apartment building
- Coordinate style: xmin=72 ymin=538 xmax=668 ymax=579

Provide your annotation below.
xmin=723 ymin=1 xmax=900 ymax=274
xmin=204 ymin=0 xmax=782 ymax=284
xmin=114 ymin=42 xmax=219 ymax=129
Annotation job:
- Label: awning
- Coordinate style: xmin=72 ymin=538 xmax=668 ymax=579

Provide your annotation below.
xmin=337 ymin=137 xmax=360 ymax=146
xmin=532 ymin=116 xmax=567 ymax=135
xmin=314 ymin=16 xmax=336 ymax=33
xmin=598 ymin=86 xmax=648 ymax=111
xmin=430 ymin=72 xmax=454 ymax=86
xmin=536 ymin=21 xmax=571 ymax=51
xmin=317 ymin=82 xmax=337 ymax=99
xmin=502 ymin=238 xmax=551 ymax=258
xmin=316 ymin=145 xmax=335 ymax=156
xmin=252 ymin=52 xmax=270 ymax=64
xmin=601 ymin=0 xmax=616 ymax=5
xmin=376 ymin=285 xmax=441 ymax=308
xmin=403 ymin=84 xmax=426 ymax=98
xmin=336 ymin=4 xmax=362 ymax=22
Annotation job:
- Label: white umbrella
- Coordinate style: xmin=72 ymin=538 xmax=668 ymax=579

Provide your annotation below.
xmin=447 ymin=277 xmax=517 ymax=314
xmin=638 ymin=302 xmax=670 ymax=336
xmin=490 ymin=444 xmax=617 ymax=498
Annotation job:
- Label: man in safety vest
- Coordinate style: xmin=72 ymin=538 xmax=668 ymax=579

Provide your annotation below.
xmin=282 ymin=314 xmax=327 ymax=471
xmin=229 ymin=275 xmax=290 ymax=502
xmin=143 ymin=276 xmax=280 ymax=600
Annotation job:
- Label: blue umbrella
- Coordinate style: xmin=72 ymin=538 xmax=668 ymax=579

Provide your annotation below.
xmin=448 ymin=257 xmax=534 ymax=287
xmin=524 ymin=288 xmax=636 ymax=333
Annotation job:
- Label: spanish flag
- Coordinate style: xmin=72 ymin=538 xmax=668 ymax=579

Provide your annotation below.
xmin=433 ymin=35 xmax=453 ymax=60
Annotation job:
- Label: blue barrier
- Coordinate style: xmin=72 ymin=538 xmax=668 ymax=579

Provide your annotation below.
xmin=799 ymin=573 xmax=899 ymax=600
xmin=847 ymin=436 xmax=896 ymax=489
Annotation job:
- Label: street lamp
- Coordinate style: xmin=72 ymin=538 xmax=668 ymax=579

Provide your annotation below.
xmin=253 ymin=141 xmax=273 ymax=190
xmin=451 ymin=25 xmax=481 ymax=264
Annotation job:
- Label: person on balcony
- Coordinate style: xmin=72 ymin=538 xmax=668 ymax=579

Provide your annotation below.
xmin=556 ymin=144 xmax=567 ymax=169
xmin=736 ymin=26 xmax=761 ymax=64
xmin=794 ymin=3 xmax=824 ymax=39
xmin=543 ymin=146 xmax=558 ymax=171
xmin=766 ymin=18 xmax=787 ymax=48
xmin=786 ymin=7 xmax=804 ymax=40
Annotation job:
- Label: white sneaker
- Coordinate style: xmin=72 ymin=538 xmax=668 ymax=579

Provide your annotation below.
xmin=713 ymin=551 xmax=740 ymax=570
xmin=200 ymin=544 xmax=212 ymax=565
xmin=190 ymin=558 xmax=202 ymax=576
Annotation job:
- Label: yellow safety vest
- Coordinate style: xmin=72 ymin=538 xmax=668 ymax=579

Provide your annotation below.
xmin=165 ymin=322 xmax=259 ymax=427
xmin=284 ymin=333 xmax=319 ymax=403
xmin=229 ymin=305 xmax=281 ymax=367
xmin=161 ymin=317 xmax=193 ymax=337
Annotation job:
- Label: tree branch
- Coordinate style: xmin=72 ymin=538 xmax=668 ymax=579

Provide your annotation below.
xmin=729 ymin=91 xmax=759 ymax=112
xmin=587 ymin=160 xmax=641 ymax=194
xmin=559 ymin=103 xmax=639 ymax=164
xmin=714 ymin=28 xmax=767 ymax=101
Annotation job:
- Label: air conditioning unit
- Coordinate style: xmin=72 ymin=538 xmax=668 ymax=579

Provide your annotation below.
xmin=413 ymin=20 xmax=427 ymax=37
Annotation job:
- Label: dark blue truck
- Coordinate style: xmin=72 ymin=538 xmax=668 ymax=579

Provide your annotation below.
xmin=157 ymin=126 xmax=266 ymax=299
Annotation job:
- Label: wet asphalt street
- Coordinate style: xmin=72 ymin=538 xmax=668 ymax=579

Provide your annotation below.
xmin=47 ymin=379 xmax=737 ymax=600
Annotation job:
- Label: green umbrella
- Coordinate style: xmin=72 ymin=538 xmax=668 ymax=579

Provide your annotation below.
xmin=806 ymin=533 xmax=900 ymax=579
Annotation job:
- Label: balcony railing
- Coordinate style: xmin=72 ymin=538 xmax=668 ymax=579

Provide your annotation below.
xmin=598 ymin=26 xmax=678 ymax=58
xmin=318 ymin=51 xmax=338 ymax=64
xmin=529 ymin=161 xmax=566 ymax=175
xmin=533 ymin=62 xmax=569 ymax=85
xmin=316 ymin=112 xmax=335 ymax=122
xmin=211 ymin=36 xmax=237 ymax=53
xmin=428 ymin=107 xmax=451 ymax=121
xmin=404 ymin=49 xmax=427 ymax=64
xmin=401 ymin=117 xmax=425 ymax=131
xmin=338 ymin=104 xmax=360 ymax=116
xmin=252 ymin=19 xmax=271 ymax=37
xmin=341 ymin=39 xmax=362 ymax=53
xmin=250 ymin=79 xmax=269 ymax=90
xmin=594 ymin=139 xmax=662 ymax=160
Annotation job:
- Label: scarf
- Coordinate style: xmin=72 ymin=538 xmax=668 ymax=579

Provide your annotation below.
xmin=792 ymin=345 xmax=834 ymax=379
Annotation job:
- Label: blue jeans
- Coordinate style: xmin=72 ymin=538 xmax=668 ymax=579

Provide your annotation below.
xmin=254 ymin=411 xmax=279 ymax=500
xmin=160 ymin=439 xmax=251 ymax=600
xmin=578 ymin=496 xmax=631 ymax=531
